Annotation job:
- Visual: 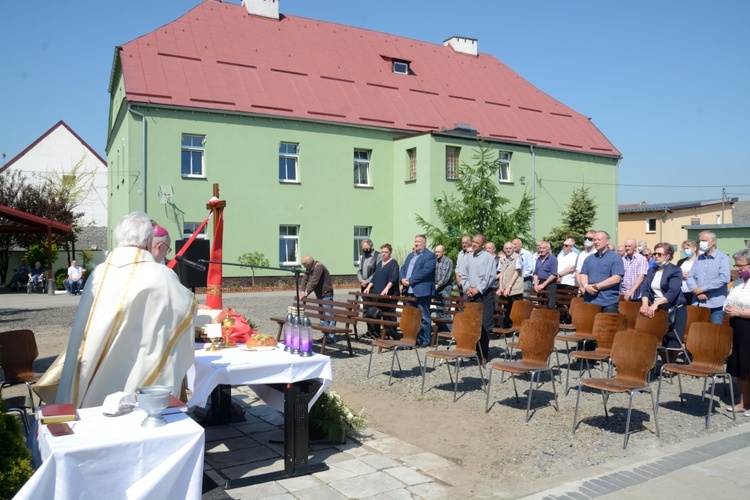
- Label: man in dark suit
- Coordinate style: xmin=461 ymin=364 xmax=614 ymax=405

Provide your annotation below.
xmin=400 ymin=234 xmax=436 ymax=347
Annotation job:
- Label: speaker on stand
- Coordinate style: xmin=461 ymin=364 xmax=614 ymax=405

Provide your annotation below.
xmin=175 ymin=239 xmax=209 ymax=290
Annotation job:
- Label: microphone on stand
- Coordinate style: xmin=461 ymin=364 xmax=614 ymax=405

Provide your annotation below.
xmin=175 ymin=255 xmax=207 ymax=272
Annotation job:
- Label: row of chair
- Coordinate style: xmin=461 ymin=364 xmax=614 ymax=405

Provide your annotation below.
xmin=366 ymin=300 xmax=736 ymax=450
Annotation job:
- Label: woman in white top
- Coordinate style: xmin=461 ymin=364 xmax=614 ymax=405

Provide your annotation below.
xmin=676 ymin=240 xmax=698 ymax=305
xmin=724 ymin=248 xmax=750 ymax=415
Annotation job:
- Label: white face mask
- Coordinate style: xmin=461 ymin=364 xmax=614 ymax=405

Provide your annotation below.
xmin=699 ymin=241 xmax=710 ymax=252
xmin=636 ymin=246 xmax=644 ymax=253
xmin=584 ymin=239 xmax=594 ymax=249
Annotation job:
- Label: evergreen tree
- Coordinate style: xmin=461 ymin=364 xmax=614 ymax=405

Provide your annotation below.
xmin=544 ymin=186 xmax=598 ymax=253
xmin=416 ymin=143 xmax=533 ymax=261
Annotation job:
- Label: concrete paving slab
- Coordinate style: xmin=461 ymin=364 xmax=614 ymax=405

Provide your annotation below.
xmin=276 ymin=473 xmax=324 ymax=492
xmin=362 ymin=488 xmax=415 ymax=499
xmin=222 ymin=481 xmax=288 ymax=500
xmin=363 ymin=437 xmax=424 ymax=457
xmin=312 ymin=464 xmax=359 ymax=482
xmin=400 ymin=452 xmax=455 ymax=472
xmin=357 ymin=455 xmax=401 ymax=471
xmin=329 ymin=471 xmax=405 ymax=498
xmin=331 ymin=458 xmax=378 ymax=475
xmin=292 ymin=484 xmax=349 ymax=500
xmin=383 ymin=466 xmax=432 ymax=486
xmin=206 ymin=436 xmax=261 ymax=453
xmin=204 ymin=444 xmax=280 ymax=470
xmin=205 ymin=425 xmax=245 ymax=442
xmin=408 ymin=481 xmax=456 ymax=499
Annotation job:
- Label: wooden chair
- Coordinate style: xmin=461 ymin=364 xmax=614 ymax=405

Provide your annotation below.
xmin=656 ymin=322 xmax=735 ymax=429
xmin=618 ymin=300 xmax=640 ymax=329
xmin=673 ymin=305 xmax=711 ymax=362
xmin=432 ymin=301 xmax=483 ymax=353
xmin=485 ymin=319 xmax=559 ymax=421
xmin=555 ymin=302 xmax=601 ymax=392
xmin=0 ymin=329 xmax=43 ymax=405
xmin=572 ymin=331 xmax=660 ymax=449
xmin=366 ymin=306 xmax=423 ymax=385
xmin=634 ymin=309 xmax=670 ymax=370
xmin=559 ymin=296 xmax=584 ymax=331
xmin=569 ymin=314 xmax=628 ymax=392
xmin=421 ymin=311 xmax=485 ymax=402
xmin=507 ymin=308 xmax=560 ymax=357
xmin=492 ymin=300 xmax=533 ymax=348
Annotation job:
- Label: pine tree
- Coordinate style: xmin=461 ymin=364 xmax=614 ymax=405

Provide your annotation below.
xmin=416 ymin=143 xmax=533 ymax=260
xmin=544 ymin=186 xmax=598 ymax=253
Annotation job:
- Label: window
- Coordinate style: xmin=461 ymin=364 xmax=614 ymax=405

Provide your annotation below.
xmin=646 ymin=218 xmax=657 ymax=233
xmin=445 ymin=146 xmax=460 ymax=180
xmin=353 ymin=226 xmax=372 ymax=264
xmin=279 ymin=142 xmax=299 ymax=182
xmin=407 ymin=148 xmax=417 ymax=181
xmin=353 ymin=149 xmax=371 ymax=187
xmin=183 ymin=222 xmax=207 ymax=240
xmin=392 ymin=60 xmax=409 ymax=74
xmin=498 ymin=151 xmax=511 ymax=182
xmin=181 ymin=134 xmax=205 ymax=177
xmin=690 ymin=218 xmax=701 ymax=225
xmin=279 ymin=225 xmax=299 ymax=265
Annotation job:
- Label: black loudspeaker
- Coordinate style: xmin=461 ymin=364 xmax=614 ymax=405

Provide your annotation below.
xmin=175 ymin=239 xmax=209 ymax=288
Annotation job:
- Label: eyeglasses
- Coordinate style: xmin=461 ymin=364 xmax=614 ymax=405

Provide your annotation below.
xmin=563 ymin=244 xmax=572 ymax=247
xmin=735 ymin=263 xmax=750 ymax=270
xmin=654 ymin=252 xmax=666 ymax=257
xmin=162 ymin=243 xmax=172 ymax=254
xmin=585 ymin=238 xmax=594 ymax=242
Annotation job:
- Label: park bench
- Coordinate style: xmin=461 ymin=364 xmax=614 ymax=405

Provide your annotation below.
xmin=270 ymin=297 xmax=358 ymax=356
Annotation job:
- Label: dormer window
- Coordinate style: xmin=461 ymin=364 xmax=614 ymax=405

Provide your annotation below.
xmin=392 ymin=60 xmax=409 ymax=75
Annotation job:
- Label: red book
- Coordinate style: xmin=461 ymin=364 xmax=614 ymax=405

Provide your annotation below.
xmin=39 ymin=403 xmax=78 ymax=424
xmin=163 ymin=395 xmax=188 ymax=415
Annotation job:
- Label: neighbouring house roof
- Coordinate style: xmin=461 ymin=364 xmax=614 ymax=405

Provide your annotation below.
xmin=0 ymin=120 xmax=106 ymax=174
xmin=618 ymin=198 xmax=738 ymax=214
xmin=732 ymin=201 xmax=750 ymax=223
xmin=113 ymin=0 xmax=620 ymax=157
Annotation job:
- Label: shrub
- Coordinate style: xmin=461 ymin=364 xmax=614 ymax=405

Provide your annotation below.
xmin=55 ymin=268 xmax=68 ymax=290
xmin=309 ymin=391 xmax=366 ymax=443
xmin=0 ymin=402 xmax=34 ymax=499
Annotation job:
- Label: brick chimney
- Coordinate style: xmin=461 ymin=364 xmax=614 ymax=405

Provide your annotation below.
xmin=242 ymin=0 xmax=280 ymax=19
xmin=444 ymin=36 xmax=478 ymax=56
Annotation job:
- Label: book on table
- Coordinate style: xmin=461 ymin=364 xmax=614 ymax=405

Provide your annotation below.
xmin=162 ymin=395 xmax=188 ymax=415
xmin=39 ymin=403 xmax=78 ymax=424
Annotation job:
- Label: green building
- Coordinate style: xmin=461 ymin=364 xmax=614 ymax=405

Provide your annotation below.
xmin=106 ymin=0 xmax=620 ymax=279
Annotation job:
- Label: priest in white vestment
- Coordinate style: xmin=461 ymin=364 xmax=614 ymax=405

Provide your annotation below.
xmin=56 ymin=212 xmax=197 ymax=408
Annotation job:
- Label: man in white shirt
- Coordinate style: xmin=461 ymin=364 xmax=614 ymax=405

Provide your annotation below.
xmin=575 ymin=230 xmax=597 ymax=293
xmin=557 ymin=238 xmax=578 ymax=290
xmin=512 ymin=238 xmax=534 ymax=291
xmin=64 ymin=260 xmax=84 ymax=296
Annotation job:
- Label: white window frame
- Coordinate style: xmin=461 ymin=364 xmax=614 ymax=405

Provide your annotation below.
xmin=407 ymin=148 xmax=417 ymax=181
xmin=498 ymin=151 xmax=512 ymax=182
xmin=353 ymin=226 xmax=372 ymax=265
xmin=279 ymin=225 xmax=300 ymax=266
xmin=646 ymin=218 xmax=657 ymax=234
xmin=354 ymin=149 xmax=371 ymax=187
xmin=279 ymin=142 xmax=300 ymax=183
xmin=393 ymin=60 xmax=409 ymax=74
xmin=445 ymin=146 xmax=459 ymax=180
xmin=183 ymin=222 xmax=207 ymax=240
xmin=181 ymin=134 xmax=205 ymax=178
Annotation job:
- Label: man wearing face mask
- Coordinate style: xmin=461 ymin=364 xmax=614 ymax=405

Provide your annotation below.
xmin=357 ymin=239 xmax=381 ymax=291
xmin=686 ymin=231 xmax=731 ymax=324
xmin=575 ymin=230 xmax=597 ymax=293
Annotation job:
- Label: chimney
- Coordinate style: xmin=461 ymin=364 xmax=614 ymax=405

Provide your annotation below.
xmin=443 ymin=36 xmax=477 ymax=56
xmin=242 ymin=0 xmax=280 ymax=20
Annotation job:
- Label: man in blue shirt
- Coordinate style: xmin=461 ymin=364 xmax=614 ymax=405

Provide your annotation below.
xmin=400 ymin=235 xmax=436 ymax=347
xmin=533 ymin=241 xmax=558 ymax=309
xmin=580 ymin=231 xmax=624 ymax=313
xmin=686 ymin=230 xmax=731 ymax=324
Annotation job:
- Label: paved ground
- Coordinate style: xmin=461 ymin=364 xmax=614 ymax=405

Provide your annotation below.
xmin=3 ymin=288 xmax=750 ymax=498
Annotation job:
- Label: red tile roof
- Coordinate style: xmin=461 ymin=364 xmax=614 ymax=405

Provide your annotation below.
xmin=116 ymin=0 xmax=619 ymax=157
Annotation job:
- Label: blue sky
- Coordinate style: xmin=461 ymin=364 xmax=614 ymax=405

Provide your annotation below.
xmin=1 ymin=0 xmax=748 ymax=205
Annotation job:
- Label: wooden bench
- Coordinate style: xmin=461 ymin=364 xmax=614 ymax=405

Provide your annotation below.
xmin=525 ymin=286 xmax=579 ymax=327
xmin=348 ymin=291 xmax=417 ymax=340
xmin=271 ymin=297 xmax=358 ymax=356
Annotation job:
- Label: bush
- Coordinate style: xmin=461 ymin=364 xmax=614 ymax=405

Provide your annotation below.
xmin=0 ymin=403 xmax=34 ymax=499
xmin=309 ymin=391 xmax=366 ymax=443
xmin=55 ymin=268 xmax=68 ymax=290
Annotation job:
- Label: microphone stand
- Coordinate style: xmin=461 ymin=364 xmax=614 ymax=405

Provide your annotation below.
xmin=197 ymin=260 xmax=305 ymax=318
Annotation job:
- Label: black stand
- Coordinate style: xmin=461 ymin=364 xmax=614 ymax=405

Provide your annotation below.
xmin=224 ymin=380 xmax=329 ymax=489
xmin=194 ymin=384 xmax=246 ymax=427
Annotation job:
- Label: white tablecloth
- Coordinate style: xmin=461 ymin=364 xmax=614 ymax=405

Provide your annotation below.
xmin=16 ymin=407 xmax=205 ymax=500
xmin=186 ymin=345 xmax=333 ymax=411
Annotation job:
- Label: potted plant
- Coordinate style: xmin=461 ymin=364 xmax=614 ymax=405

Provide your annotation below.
xmin=308 ymin=390 xmax=366 ymax=444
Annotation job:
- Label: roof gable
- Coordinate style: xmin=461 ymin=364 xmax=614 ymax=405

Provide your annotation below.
xmin=116 ymin=0 xmax=619 ymax=157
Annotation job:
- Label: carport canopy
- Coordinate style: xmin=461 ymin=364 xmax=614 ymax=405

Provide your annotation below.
xmin=0 ymin=204 xmax=74 ymax=289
